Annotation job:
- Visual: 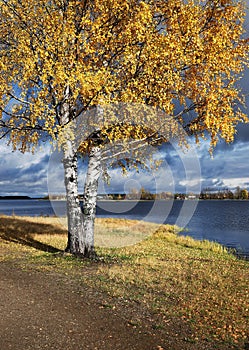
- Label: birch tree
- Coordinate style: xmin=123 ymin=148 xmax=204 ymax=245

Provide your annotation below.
xmin=0 ymin=0 xmax=248 ymax=258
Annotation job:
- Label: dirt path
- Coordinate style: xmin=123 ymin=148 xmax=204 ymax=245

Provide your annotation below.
xmin=1 ymin=261 xmax=238 ymax=350
xmin=0 ymin=262 xmax=171 ymax=350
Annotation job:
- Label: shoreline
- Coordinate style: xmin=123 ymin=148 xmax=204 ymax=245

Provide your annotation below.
xmin=1 ymin=197 xmax=249 ymax=201
xmin=1 ymin=214 xmax=248 ymax=261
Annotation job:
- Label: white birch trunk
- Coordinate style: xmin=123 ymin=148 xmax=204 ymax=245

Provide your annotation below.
xmin=63 ymin=138 xmax=85 ymax=257
xmin=58 ymin=86 xmax=86 ymax=257
xmin=82 ymin=146 xmax=102 ymax=258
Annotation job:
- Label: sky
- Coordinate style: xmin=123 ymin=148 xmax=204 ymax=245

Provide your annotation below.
xmin=0 ymin=2 xmax=249 ymax=198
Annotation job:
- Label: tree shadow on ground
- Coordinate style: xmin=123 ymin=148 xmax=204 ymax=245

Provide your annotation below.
xmin=0 ymin=216 xmax=66 ymax=253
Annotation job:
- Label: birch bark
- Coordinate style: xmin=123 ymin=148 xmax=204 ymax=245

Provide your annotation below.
xmin=59 ymin=86 xmax=85 ymax=256
xmin=63 ymin=139 xmax=85 ymax=256
xmin=82 ymin=146 xmax=102 ymax=258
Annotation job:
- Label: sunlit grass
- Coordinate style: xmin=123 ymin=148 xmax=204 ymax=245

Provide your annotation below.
xmin=0 ymin=215 xmax=248 ymax=347
xmin=95 ymin=228 xmax=249 ymax=346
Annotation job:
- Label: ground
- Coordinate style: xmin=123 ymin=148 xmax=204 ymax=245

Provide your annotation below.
xmin=0 ymin=261 xmax=162 ymax=350
xmin=0 ymin=216 xmax=248 ymax=349
xmin=0 ymin=260 xmax=192 ymax=350
xmin=1 ymin=259 xmax=245 ymax=350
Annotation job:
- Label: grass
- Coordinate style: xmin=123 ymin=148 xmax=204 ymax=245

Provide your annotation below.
xmin=0 ymin=215 xmax=248 ymax=348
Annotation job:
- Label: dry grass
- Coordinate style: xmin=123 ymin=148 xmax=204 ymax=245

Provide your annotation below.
xmin=0 ymin=215 xmax=248 ymax=348
xmin=95 ymin=218 xmax=168 ymax=247
xmin=95 ymin=228 xmax=249 ymax=346
xmin=24 ymin=216 xmax=173 ymax=248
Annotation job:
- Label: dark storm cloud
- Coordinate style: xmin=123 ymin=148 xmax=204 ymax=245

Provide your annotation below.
xmin=202 ymin=178 xmax=226 ymax=189
xmin=0 ymin=154 xmax=48 ymax=180
xmin=19 ymin=154 xmax=49 ymax=176
xmin=234 ymin=122 xmax=249 ymax=143
xmin=227 ymin=1 xmax=249 ymax=145
xmin=0 ymin=145 xmax=50 ymax=197
xmin=195 ymin=140 xmax=249 ymax=191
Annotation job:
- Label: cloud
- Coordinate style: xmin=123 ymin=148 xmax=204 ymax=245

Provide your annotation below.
xmin=2 ymin=132 xmax=248 ymax=198
xmin=0 ymin=2 xmax=248 ymax=197
xmin=0 ymin=142 xmax=50 ymax=196
xmin=234 ymin=123 xmax=249 ymax=143
xmin=193 ymin=140 xmax=249 ymax=191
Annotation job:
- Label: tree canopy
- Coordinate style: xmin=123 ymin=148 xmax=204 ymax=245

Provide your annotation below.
xmin=0 ymin=0 xmax=248 ymax=152
xmin=0 ymin=0 xmax=248 ymax=257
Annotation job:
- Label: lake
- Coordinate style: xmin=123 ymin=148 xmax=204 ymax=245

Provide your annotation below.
xmin=0 ymin=199 xmax=249 ymax=259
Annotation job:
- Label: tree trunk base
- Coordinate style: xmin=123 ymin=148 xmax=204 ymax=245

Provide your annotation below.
xmin=64 ymin=247 xmax=97 ymax=260
xmin=83 ymin=247 xmax=98 ymax=260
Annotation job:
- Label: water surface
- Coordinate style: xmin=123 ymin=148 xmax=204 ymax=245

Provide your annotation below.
xmin=0 ymin=199 xmax=248 ymax=258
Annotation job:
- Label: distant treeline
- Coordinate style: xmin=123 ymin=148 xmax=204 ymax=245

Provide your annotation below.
xmin=199 ymin=186 xmax=248 ymax=200
xmin=14 ymin=186 xmax=249 ymax=201
xmin=105 ymin=186 xmax=249 ymax=200
xmin=0 ymin=196 xmax=31 ymax=200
